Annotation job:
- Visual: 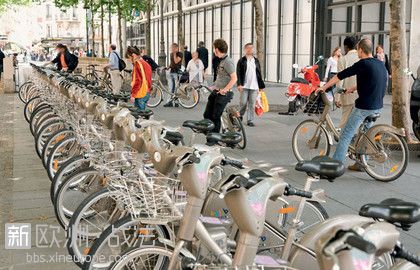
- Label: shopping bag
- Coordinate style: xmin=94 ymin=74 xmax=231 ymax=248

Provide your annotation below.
xmin=260 ymin=90 xmax=269 ymax=112
xmin=255 ymin=92 xmax=264 ymax=117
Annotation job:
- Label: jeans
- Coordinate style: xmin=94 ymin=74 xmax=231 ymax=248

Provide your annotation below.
xmin=332 ymin=107 xmax=380 ymax=162
xmin=134 ymin=92 xmax=150 ymax=111
xmin=167 ymin=73 xmax=178 ymax=101
xmin=239 ymin=88 xmax=258 ymax=122
xmin=203 ymin=91 xmax=234 ymax=133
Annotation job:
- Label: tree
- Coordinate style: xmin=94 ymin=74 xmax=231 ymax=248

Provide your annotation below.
xmin=177 ymin=0 xmax=184 ymax=60
xmin=100 ymin=3 xmax=105 ymax=57
xmin=0 ymin=0 xmax=30 ymax=12
xmin=252 ymin=0 xmax=264 ymax=72
xmin=389 ymin=0 xmax=411 ymax=140
xmin=144 ymin=0 xmax=157 ymax=55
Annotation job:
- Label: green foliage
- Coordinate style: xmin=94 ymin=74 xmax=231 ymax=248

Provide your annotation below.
xmin=0 ymin=0 xmax=31 ymax=13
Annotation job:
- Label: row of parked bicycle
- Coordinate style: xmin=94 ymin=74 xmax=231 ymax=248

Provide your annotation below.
xmin=18 ymin=64 xmax=419 ymax=269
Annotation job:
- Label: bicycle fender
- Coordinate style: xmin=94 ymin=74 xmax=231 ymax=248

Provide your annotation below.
xmin=156 ymin=237 xmax=196 ymax=260
xmin=356 ymin=124 xmax=405 ymax=154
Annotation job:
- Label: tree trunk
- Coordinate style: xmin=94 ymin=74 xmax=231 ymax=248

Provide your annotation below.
xmin=177 ymin=0 xmax=185 ymax=65
xmin=252 ymin=0 xmax=264 ymax=74
xmin=100 ymin=4 xmax=105 ymax=58
xmin=390 ymin=0 xmax=411 ymax=140
xmin=90 ymin=2 xmax=95 ymax=57
xmin=108 ymin=1 xmax=112 ymax=45
xmin=145 ymin=0 xmax=152 ymax=55
xmin=117 ymin=1 xmax=123 ymax=56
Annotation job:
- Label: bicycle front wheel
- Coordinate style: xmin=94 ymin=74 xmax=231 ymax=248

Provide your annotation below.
xmin=109 ymin=246 xmax=177 ymax=270
xmin=232 ymin=116 xmax=247 ymax=149
xmin=178 ymin=85 xmax=200 ymax=109
xmin=292 ymin=119 xmax=330 ymax=161
xmin=361 ymin=130 xmax=409 ymax=182
xmin=147 ymin=84 xmax=163 ymax=108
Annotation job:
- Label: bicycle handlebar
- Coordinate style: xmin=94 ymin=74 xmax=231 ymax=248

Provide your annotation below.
xmin=222 ymin=157 xmax=245 ymax=169
xmin=345 ymin=234 xmax=377 ymax=254
xmin=284 ymin=185 xmax=313 ymax=199
xmin=393 ymin=243 xmax=420 ymax=266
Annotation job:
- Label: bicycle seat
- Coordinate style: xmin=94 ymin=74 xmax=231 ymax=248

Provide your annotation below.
xmin=290 ymin=77 xmax=309 ymax=84
xmin=295 ymin=156 xmax=345 ymax=181
xmin=164 ymin=131 xmax=184 ymax=145
xmin=359 ymin=198 xmax=420 ymax=229
xmin=206 ymin=132 xmax=242 ymax=147
xmin=130 ymin=109 xmax=154 ymax=120
xmin=183 ymin=119 xmax=215 ymax=133
xmin=364 ymin=113 xmax=381 ymax=123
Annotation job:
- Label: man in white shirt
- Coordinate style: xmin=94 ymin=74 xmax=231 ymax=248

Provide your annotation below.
xmin=105 ymin=44 xmax=123 ymax=95
xmin=236 ymin=43 xmax=265 ymax=126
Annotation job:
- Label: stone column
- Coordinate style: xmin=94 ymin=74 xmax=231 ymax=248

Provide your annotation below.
xmin=409 ymin=0 xmax=420 ymax=71
xmin=1 ymin=56 xmax=15 ymax=93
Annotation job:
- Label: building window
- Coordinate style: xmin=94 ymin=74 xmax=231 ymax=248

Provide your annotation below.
xmin=47 ymin=25 xmax=51 ymax=37
xmin=46 ymin=4 xmax=51 ymax=18
xmin=73 ymin=8 xmax=77 ymax=19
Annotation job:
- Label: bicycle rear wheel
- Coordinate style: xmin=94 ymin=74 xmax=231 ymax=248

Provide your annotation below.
xmin=232 ymin=115 xmax=247 ymax=149
xmin=147 ymin=84 xmax=163 ymax=108
xmin=361 ymin=130 xmax=409 ymax=182
xmin=292 ymin=119 xmax=330 ymax=161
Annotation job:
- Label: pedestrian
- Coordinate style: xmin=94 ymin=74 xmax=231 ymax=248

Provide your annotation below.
xmin=203 ymin=39 xmax=237 ymax=133
xmin=374 ymin=44 xmax=391 ymax=94
xmin=197 ymin=41 xmax=209 ymax=71
xmin=126 ymin=46 xmax=153 ymax=111
xmin=140 ymin=48 xmax=159 ymax=71
xmin=186 ymin=51 xmax=204 ymax=84
xmin=164 ymin=43 xmax=183 ymax=107
xmin=0 ymin=46 xmax=5 ymax=80
xmin=87 ymin=49 xmax=93 ymax=57
xmin=106 ymin=44 xmax=123 ymax=95
xmin=323 ymin=46 xmax=342 ymax=82
xmin=335 ymin=36 xmax=359 ymax=129
xmin=183 ymin=45 xmax=192 ymax=67
xmin=212 ymin=52 xmax=222 ymax=82
xmin=49 ymin=44 xmax=78 ymax=72
xmin=318 ymin=38 xmax=387 ymax=171
xmin=236 ymin=43 xmax=265 ymax=127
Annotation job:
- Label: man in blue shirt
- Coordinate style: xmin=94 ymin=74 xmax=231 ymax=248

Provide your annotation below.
xmin=318 ymin=38 xmax=388 ymax=170
xmin=106 ymin=44 xmax=123 ymax=94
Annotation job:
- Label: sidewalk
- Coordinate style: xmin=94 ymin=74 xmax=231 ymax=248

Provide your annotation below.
xmin=0 ymin=93 xmax=76 ymax=269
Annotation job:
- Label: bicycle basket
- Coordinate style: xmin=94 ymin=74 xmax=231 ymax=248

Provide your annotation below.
xmin=303 ymin=92 xmax=324 ymax=115
xmin=108 ymin=171 xmax=187 ymax=224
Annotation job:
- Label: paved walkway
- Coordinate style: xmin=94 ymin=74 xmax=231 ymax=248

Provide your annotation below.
xmin=0 ymin=81 xmax=418 ymax=269
xmin=0 ymin=93 xmax=76 ymax=269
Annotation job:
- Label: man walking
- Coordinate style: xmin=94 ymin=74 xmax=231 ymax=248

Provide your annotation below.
xmin=318 ymin=38 xmax=387 ymax=169
xmin=236 ymin=43 xmax=265 ymax=127
xmin=106 ymin=44 xmax=123 ymax=95
xmin=164 ymin=43 xmax=183 ymax=107
xmin=335 ymin=36 xmax=358 ymax=129
xmin=203 ymin=39 xmax=237 ymax=132
xmin=197 ymin=41 xmax=209 ymax=71
xmin=183 ymin=46 xmax=192 ymax=67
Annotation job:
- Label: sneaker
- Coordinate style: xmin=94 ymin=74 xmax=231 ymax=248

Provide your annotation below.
xmin=347 ymin=163 xmax=364 ymax=172
xmin=163 ymin=101 xmax=173 ymax=107
xmin=247 ymin=121 xmax=255 ymax=127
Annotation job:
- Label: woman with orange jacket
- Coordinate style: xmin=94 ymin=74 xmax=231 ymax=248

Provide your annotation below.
xmin=126 ymin=46 xmax=153 ymax=111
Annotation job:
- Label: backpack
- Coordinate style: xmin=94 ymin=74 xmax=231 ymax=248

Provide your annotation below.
xmin=114 ymin=52 xmax=126 ymax=71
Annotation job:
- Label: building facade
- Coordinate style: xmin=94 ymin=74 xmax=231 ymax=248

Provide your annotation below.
xmin=127 ymin=0 xmax=418 ymax=83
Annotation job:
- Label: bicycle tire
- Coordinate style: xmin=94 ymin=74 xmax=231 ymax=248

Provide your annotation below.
xmin=18 ymin=81 xmax=34 ymax=103
xmin=362 ymin=132 xmax=409 ymax=182
xmin=23 ymin=96 xmax=41 ymax=122
xmin=413 ymin=121 xmax=420 ymax=141
xmin=292 ymin=119 xmax=331 ymax=161
xmin=67 ymin=188 xmax=122 ymax=267
xmin=33 ymin=115 xmax=61 ymax=139
xmin=53 ymin=167 xmax=100 ymax=229
xmin=147 ymin=84 xmax=163 ymax=108
xmin=41 ymin=129 xmax=74 ymax=168
xmin=108 ymin=245 xmax=175 ymax=270
xmin=232 ymin=115 xmax=247 ymax=149
xmin=29 ymin=105 xmax=52 ymax=135
xmin=50 ymin=155 xmax=87 ymax=202
xmin=46 ymin=136 xmax=80 ymax=181
xmin=35 ymin=120 xmax=65 ymax=158
xmin=82 ymin=215 xmax=171 ymax=270
xmin=178 ymin=85 xmax=200 ymax=109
